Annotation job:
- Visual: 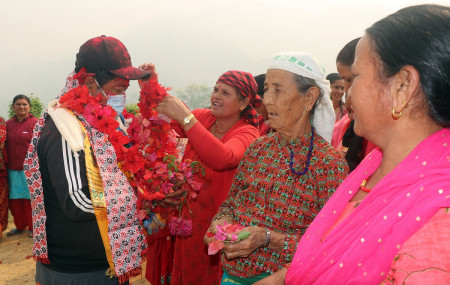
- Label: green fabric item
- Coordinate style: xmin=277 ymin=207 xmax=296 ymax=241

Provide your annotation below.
xmin=221 ymin=270 xmax=270 ymax=285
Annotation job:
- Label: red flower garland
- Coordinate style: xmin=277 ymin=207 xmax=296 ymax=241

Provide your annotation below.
xmin=132 ymin=79 xmax=205 ymax=237
xmin=58 ymin=70 xmax=204 ymax=237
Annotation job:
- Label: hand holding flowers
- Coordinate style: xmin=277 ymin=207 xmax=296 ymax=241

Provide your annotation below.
xmin=206 ymin=222 xmax=250 ymax=255
xmin=221 ymin=226 xmax=269 ymax=260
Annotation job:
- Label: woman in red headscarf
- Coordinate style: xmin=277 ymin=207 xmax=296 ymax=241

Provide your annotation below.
xmin=146 ymin=70 xmax=260 ymax=285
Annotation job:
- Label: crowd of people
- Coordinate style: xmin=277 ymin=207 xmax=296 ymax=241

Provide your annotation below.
xmin=0 ymin=4 xmax=448 ymax=285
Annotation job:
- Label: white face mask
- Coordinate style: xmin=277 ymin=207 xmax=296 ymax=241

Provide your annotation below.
xmin=106 ymin=94 xmax=126 ymax=115
xmin=94 ymin=80 xmax=126 ymax=115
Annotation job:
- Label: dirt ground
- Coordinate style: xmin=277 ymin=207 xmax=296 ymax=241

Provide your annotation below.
xmin=0 ymin=213 xmax=150 ymax=285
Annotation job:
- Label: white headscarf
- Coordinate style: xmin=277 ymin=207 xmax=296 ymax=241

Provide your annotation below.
xmin=267 ymin=52 xmax=335 ymax=143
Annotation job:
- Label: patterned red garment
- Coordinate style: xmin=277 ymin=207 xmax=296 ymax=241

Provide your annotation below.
xmin=217 ymin=131 xmax=348 ymax=278
xmin=0 ymin=117 xmax=8 ymax=235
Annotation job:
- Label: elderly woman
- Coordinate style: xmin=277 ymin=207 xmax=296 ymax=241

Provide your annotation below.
xmin=0 ymin=116 xmax=7 ymax=238
xmin=257 ymin=4 xmax=450 ymax=285
xmin=6 ymin=95 xmax=38 ymax=237
xmin=205 ymin=53 xmax=348 ymax=284
xmin=154 ymin=70 xmax=260 ymax=284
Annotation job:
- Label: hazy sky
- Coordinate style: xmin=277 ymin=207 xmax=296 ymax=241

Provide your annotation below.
xmin=1 ymin=0 xmax=449 ymax=118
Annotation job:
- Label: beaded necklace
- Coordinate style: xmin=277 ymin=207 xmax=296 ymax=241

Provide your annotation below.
xmin=214 ymin=122 xmax=228 ymax=135
xmin=359 ymin=179 xmax=372 ymax=192
xmin=289 ymin=128 xmax=314 ymax=176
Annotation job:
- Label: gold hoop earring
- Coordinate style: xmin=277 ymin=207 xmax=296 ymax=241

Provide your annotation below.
xmin=392 ymin=108 xmax=402 ymax=120
xmin=392 ymin=100 xmax=408 ymax=120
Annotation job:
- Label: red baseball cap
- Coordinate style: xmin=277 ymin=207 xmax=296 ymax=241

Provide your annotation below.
xmin=76 ymin=35 xmax=150 ymax=80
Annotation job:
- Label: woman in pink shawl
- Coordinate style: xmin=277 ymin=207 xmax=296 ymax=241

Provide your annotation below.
xmin=255 ymin=4 xmax=450 ymax=285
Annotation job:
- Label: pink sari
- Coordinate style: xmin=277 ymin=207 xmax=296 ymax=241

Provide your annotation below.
xmin=286 ymin=128 xmax=450 ymax=284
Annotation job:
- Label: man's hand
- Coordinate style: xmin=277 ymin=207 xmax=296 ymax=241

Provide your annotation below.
xmin=138 ymin=62 xmax=158 ymax=89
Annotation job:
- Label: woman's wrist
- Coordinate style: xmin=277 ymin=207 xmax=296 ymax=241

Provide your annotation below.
xmin=182 ymin=115 xmax=197 ymax=132
xmin=178 ymin=111 xmax=193 ymax=125
xmin=262 ymin=228 xmax=271 ymax=247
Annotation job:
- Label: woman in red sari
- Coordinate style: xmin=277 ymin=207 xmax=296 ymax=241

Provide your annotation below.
xmin=0 ymin=116 xmax=8 ymax=238
xmin=145 ymin=70 xmax=260 ymax=285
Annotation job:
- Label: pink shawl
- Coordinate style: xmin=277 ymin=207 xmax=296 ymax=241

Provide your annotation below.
xmin=331 ymin=114 xmax=350 ymax=148
xmin=286 ymin=128 xmax=450 ymax=284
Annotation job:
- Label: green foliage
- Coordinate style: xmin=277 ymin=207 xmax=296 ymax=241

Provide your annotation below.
xmin=8 ymin=94 xmax=44 ymax=119
xmin=125 ymin=103 xmax=139 ymax=115
xmin=174 ymin=84 xmax=212 ymax=110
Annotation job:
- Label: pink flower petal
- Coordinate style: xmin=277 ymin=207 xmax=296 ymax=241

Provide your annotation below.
xmin=208 ymin=240 xmax=224 ymax=255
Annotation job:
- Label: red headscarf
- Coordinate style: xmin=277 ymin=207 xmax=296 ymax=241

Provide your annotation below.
xmin=216 ymin=70 xmax=261 ymax=127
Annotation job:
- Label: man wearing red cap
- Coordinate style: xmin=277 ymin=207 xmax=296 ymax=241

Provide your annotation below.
xmin=24 ymin=36 xmax=150 ymax=285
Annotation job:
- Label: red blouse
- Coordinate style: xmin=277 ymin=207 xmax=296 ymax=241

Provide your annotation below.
xmin=6 ymin=114 xmax=38 ymax=170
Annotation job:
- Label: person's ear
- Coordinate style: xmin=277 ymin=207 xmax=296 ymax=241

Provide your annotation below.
xmin=304 ymin=87 xmax=320 ymax=112
xmin=391 ymin=65 xmax=420 ymax=115
xmin=84 ymin=76 xmax=98 ymax=96
xmin=240 ymin=97 xmax=250 ymax=112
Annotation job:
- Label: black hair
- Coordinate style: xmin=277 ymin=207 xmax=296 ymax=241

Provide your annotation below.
xmin=366 ymin=4 xmax=450 ymax=126
xmin=326 ymin=73 xmax=342 ymax=84
xmin=254 ymin=74 xmax=266 ymax=97
xmin=293 ymin=74 xmax=324 ymax=115
xmin=75 ymin=63 xmax=117 ymax=88
xmin=12 ymin=94 xmax=31 ymax=106
xmin=336 ymin=38 xmax=361 ymax=66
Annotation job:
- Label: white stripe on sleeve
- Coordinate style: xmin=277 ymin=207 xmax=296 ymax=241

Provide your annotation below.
xmin=62 ymin=137 xmax=94 ymax=213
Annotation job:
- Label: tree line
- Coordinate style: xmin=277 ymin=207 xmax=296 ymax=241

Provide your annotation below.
xmin=10 ymin=84 xmax=212 ymax=118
